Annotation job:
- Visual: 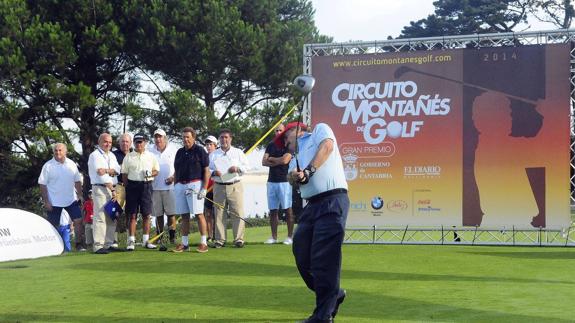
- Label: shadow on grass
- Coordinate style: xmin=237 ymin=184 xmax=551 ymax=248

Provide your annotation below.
xmin=462 ymin=250 xmax=575 ymax=260
xmin=2 ymin=287 xmax=571 ymax=323
xmin=33 ymin=286 xmax=567 ymax=322
xmin=72 ymin=259 xmax=575 ymax=285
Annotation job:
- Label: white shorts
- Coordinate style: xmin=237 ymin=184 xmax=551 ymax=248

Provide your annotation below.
xmin=267 ymin=182 xmax=292 ymax=210
xmin=152 ymin=190 xmax=176 ymax=217
xmin=174 ymin=182 xmax=205 ymax=215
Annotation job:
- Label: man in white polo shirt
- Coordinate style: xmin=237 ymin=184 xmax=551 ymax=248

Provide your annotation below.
xmin=38 ymin=143 xmax=84 ymax=251
xmin=149 ymin=129 xmax=179 ymax=246
xmin=88 ymin=133 xmax=122 ymax=254
xmin=122 ymin=133 xmax=160 ymax=250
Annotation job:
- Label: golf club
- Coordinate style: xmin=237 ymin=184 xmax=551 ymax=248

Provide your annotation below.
xmin=394 ymin=65 xmax=537 ymax=105
xmin=291 ymin=74 xmax=316 ymax=171
xmin=186 ymin=188 xmax=254 ymax=226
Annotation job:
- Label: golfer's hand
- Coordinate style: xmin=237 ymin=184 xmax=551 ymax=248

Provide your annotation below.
xmin=197 ymin=188 xmax=207 ymax=200
xmin=214 ymin=170 xmax=222 ymax=177
xmin=288 ymin=170 xmax=306 ymax=185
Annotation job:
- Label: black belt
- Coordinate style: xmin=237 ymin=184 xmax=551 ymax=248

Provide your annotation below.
xmin=306 ymin=188 xmax=348 ymax=204
xmin=215 ymin=181 xmax=240 ymax=186
xmin=93 ymin=184 xmax=115 ymax=187
xmin=128 ymin=180 xmax=153 ymax=184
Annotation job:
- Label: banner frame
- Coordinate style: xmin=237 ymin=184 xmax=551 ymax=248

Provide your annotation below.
xmin=303 ymin=29 xmax=575 ymax=246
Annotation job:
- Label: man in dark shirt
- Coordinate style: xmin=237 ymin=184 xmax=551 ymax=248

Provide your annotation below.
xmin=262 ymin=124 xmax=294 ymax=245
xmin=172 ymin=127 xmax=210 ymax=253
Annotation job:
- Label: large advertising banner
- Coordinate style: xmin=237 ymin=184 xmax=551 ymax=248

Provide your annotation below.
xmin=311 ymin=44 xmax=571 ymax=229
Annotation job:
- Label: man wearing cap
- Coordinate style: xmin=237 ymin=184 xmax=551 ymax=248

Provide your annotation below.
xmin=278 ymin=122 xmax=349 ymax=322
xmin=121 ymin=133 xmax=160 ymax=250
xmin=172 ymin=127 xmax=210 ymax=253
xmin=88 ymin=133 xmax=122 ymax=254
xmin=112 ymin=133 xmax=132 ymax=247
xmin=38 ymin=143 xmax=85 ymax=251
xmin=210 ymin=128 xmax=250 ymax=248
xmin=203 ymin=135 xmax=218 ymax=242
xmin=149 ymin=129 xmax=179 ymax=246
xmin=262 ymin=123 xmax=294 ymax=245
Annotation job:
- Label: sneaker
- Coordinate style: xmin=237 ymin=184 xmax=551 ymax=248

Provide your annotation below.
xmin=144 ymin=242 xmax=157 ymax=249
xmin=196 ymin=243 xmax=209 ymax=253
xmin=111 ymin=241 xmax=119 ymax=248
xmin=234 ymin=240 xmax=245 ymax=248
xmin=213 ymin=241 xmax=224 ymax=249
xmin=172 ymin=244 xmax=189 ymax=253
xmin=126 ymin=240 xmax=135 ymax=251
xmin=264 ymin=237 xmax=277 ymax=244
xmin=94 ymin=248 xmax=109 ymax=254
xmin=159 ymin=245 xmax=168 ymax=252
xmin=283 ymin=237 xmax=293 ymax=245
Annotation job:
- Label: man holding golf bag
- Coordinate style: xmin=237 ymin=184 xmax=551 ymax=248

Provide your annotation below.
xmin=276 ymin=75 xmax=349 ymax=323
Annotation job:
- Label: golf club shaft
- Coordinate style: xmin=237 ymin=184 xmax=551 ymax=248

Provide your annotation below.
xmin=189 ymin=188 xmax=254 ymax=226
xmin=402 ymin=67 xmax=537 ymax=105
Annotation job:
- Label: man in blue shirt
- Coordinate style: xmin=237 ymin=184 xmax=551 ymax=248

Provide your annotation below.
xmin=275 ymin=122 xmax=349 ymax=323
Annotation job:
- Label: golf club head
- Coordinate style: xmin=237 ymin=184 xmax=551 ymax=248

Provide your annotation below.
xmin=293 ymin=74 xmax=316 ymax=94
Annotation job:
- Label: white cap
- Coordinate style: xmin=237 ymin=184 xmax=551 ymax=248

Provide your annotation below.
xmin=205 ymin=135 xmax=218 ymax=144
xmin=153 ymin=129 xmax=167 ymax=137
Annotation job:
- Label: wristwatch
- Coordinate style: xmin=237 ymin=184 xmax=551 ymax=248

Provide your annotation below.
xmin=304 ymin=164 xmax=316 ymax=179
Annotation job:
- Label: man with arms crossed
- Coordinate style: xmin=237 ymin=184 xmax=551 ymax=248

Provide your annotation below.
xmin=38 ymin=143 xmax=84 ymax=251
xmin=172 ymin=127 xmax=210 ymax=253
xmin=149 ymin=129 xmax=179 ymax=246
xmin=121 ymin=133 xmax=159 ymax=250
xmin=277 ymin=122 xmax=349 ymax=323
xmin=262 ymin=124 xmax=294 ymax=245
xmin=88 ymin=133 xmax=121 ymax=254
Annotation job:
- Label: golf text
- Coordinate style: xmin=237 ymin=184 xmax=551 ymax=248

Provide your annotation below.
xmin=331 ymin=81 xmax=452 ymax=144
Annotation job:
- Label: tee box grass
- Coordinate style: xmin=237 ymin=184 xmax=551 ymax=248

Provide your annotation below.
xmin=0 ymin=225 xmax=574 ymax=322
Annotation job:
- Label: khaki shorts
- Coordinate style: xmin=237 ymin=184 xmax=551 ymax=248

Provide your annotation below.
xmin=115 ymin=184 xmax=126 ymax=210
xmin=152 ymin=190 xmax=176 ymax=217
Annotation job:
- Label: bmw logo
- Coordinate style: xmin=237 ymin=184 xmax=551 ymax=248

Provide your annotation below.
xmin=371 ymin=197 xmax=384 ymax=210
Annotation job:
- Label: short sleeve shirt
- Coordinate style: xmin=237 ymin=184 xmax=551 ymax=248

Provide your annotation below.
xmin=174 ymin=144 xmax=209 ymax=182
xmin=38 ymin=157 xmax=82 ymax=207
xmin=265 ymin=141 xmax=289 ymax=183
xmin=289 ymin=123 xmax=348 ymax=199
xmin=121 ymin=150 xmax=160 ymax=181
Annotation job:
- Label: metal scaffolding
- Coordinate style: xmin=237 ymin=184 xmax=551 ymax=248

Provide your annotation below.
xmin=303 ymin=29 xmax=575 ymax=246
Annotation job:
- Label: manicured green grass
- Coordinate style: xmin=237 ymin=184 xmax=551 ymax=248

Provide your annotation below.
xmin=1 ymin=225 xmax=574 ymax=322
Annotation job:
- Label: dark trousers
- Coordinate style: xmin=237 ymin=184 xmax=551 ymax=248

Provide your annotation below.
xmin=292 ymin=192 xmax=349 ymax=321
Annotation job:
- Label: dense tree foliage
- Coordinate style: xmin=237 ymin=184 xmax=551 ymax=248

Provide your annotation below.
xmin=398 ymin=0 xmax=573 ymax=38
xmin=0 ymin=0 xmax=325 ymax=212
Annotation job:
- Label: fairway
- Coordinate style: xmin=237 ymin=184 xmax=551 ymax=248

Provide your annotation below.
xmin=1 ymin=227 xmax=574 ymax=322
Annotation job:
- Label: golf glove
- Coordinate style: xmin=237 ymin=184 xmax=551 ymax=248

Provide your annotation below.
xmin=197 ymin=188 xmax=207 ymax=200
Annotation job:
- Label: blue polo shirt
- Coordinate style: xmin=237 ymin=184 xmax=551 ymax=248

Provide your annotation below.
xmin=289 ymin=123 xmax=348 ymax=199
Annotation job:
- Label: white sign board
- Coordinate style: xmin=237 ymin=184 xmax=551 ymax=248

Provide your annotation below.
xmin=0 ymin=208 xmax=63 ymax=262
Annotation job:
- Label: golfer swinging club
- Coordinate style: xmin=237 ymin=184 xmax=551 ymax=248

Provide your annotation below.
xmin=276 ymin=75 xmax=349 ymax=323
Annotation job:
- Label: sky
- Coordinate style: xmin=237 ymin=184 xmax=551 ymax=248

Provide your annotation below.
xmin=310 ymin=0 xmax=560 ymax=42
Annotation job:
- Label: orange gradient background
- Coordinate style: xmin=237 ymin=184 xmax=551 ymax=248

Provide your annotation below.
xmin=310 ymin=44 xmax=570 ymax=229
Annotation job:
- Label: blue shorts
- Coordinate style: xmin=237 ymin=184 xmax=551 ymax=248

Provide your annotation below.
xmin=267 ymin=182 xmax=292 ymax=210
xmin=47 ymin=200 xmax=82 ymax=228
